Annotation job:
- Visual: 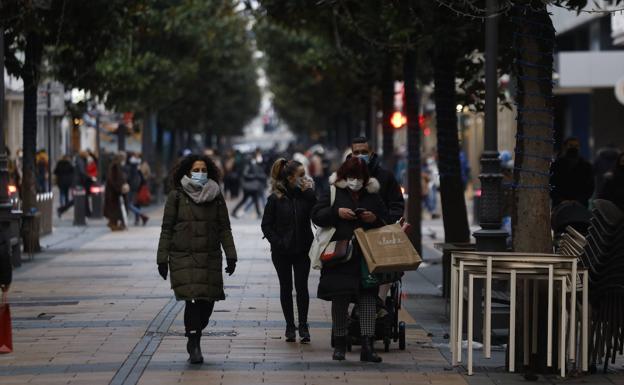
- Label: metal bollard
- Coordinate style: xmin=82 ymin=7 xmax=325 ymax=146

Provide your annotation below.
xmin=90 ymin=184 xmax=104 ymax=219
xmin=73 ymin=186 xmax=87 ymax=226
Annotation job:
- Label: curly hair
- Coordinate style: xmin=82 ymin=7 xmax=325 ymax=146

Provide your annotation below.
xmin=170 ymin=154 xmax=221 ymax=188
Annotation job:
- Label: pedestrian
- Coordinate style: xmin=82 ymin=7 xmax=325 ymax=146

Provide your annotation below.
xmin=53 ymin=155 xmax=74 ymax=207
xmin=156 ymin=154 xmax=237 ymax=364
xmin=261 ymin=159 xmax=316 ymax=343
xmin=35 ymin=149 xmax=49 ymax=193
xmin=350 ymin=136 xmax=405 ymax=306
xmin=598 ymin=152 xmax=624 ymax=211
xmin=222 ymin=150 xmax=240 ymax=199
xmin=593 ymin=145 xmax=619 ymax=195
xmin=231 ymin=155 xmax=266 ymax=218
xmin=311 ymin=157 xmax=388 ymax=362
xmin=550 ymin=137 xmax=594 ymax=208
xmin=57 ymin=151 xmax=90 ymax=218
xmin=104 ymin=152 xmax=129 ymax=231
xmin=350 ymin=137 xmax=404 ymax=223
xmin=125 ymin=153 xmax=149 ymax=226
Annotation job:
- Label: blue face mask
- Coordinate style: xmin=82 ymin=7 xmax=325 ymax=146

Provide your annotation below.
xmin=191 ymin=172 xmax=208 ymax=185
xmin=357 ymin=154 xmax=370 ymax=164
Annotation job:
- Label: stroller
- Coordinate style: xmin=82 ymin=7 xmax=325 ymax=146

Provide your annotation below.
xmin=331 ymin=279 xmax=407 ymax=352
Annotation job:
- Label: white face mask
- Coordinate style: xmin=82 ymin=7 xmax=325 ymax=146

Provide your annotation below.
xmin=346 ymin=178 xmax=363 ymax=191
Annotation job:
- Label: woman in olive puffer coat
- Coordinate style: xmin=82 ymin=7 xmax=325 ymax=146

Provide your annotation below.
xmin=157 ymin=154 xmax=237 ymax=364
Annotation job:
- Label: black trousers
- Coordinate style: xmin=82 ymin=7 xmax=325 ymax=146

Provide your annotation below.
xmin=271 ymin=253 xmax=311 ymax=327
xmin=184 ymin=300 xmax=214 ymax=335
xmin=232 ymin=190 xmax=261 ymax=217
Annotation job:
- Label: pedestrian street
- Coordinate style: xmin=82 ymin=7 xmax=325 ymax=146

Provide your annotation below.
xmin=1 ymin=209 xmax=464 ymax=385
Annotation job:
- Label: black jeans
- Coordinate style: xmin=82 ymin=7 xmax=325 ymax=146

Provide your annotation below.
xmin=184 ymin=300 xmax=214 ymax=335
xmin=232 ymin=190 xmax=261 ymax=217
xmin=271 ymin=253 xmax=311 ymax=327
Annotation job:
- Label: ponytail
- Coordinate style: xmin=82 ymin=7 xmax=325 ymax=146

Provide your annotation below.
xmin=270 ymin=158 xmax=303 ymax=195
xmin=270 ymin=158 xmax=287 ymax=184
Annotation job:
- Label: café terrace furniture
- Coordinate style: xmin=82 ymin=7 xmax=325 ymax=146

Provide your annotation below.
xmin=450 ymin=251 xmax=588 ymax=377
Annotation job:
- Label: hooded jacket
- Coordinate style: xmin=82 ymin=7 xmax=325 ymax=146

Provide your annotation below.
xmin=157 ymin=180 xmax=237 ymax=301
xmin=311 ymin=173 xmax=388 ymax=301
xmin=261 ymin=181 xmax=317 ymax=255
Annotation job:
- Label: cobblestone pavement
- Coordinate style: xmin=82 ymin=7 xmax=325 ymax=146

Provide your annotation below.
xmin=1 ymin=203 xmax=623 ymax=384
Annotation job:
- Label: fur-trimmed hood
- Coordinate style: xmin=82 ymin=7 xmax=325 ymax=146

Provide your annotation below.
xmin=329 ymin=172 xmax=380 ymax=194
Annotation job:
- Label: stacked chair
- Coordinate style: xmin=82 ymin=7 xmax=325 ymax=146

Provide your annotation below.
xmin=559 ymin=199 xmax=624 ymax=372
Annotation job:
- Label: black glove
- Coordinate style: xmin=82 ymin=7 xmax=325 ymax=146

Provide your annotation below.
xmin=225 ymin=259 xmax=236 ymax=276
xmin=158 ymin=263 xmax=168 ymax=280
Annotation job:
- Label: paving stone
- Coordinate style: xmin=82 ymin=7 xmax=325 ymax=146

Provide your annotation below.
xmin=1 ymin=205 xmax=622 ymax=385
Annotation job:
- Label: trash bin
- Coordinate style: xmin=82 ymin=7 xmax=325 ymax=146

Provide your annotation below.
xmin=73 ymin=187 xmax=87 ymax=226
xmin=90 ymin=184 xmax=104 ymax=219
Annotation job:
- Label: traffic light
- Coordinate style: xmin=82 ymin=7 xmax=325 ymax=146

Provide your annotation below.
xmin=390 ymin=111 xmax=407 ymax=129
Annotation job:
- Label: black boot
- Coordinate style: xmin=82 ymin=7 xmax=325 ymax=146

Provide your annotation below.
xmin=360 ymin=336 xmax=382 ymax=363
xmin=285 ymin=324 xmax=297 ymax=342
xmin=299 ymin=323 xmax=310 ymax=344
xmin=332 ymin=336 xmax=347 ymax=361
xmin=186 ymin=332 xmax=204 ymax=364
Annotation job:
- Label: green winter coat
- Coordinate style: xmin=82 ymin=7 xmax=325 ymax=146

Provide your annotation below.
xmin=157 ymin=188 xmax=237 ymax=301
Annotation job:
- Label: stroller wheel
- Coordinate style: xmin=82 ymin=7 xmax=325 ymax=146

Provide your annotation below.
xmin=399 ymin=321 xmax=406 ymax=350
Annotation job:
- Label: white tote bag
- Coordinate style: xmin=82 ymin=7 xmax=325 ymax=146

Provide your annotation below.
xmin=308 ymin=185 xmax=336 ymax=270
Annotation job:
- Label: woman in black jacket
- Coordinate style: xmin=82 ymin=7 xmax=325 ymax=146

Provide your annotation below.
xmin=262 ymin=159 xmax=316 ymax=343
xmin=311 ymin=157 xmax=388 ymax=363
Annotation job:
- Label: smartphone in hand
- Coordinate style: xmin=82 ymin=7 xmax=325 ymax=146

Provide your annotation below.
xmin=353 ymin=208 xmax=366 ymax=216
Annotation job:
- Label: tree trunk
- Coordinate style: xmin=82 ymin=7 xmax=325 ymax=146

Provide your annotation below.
xmin=433 ymin=45 xmax=471 ymax=244
xmin=403 ymin=49 xmax=422 ymax=255
xmin=512 ymin=4 xmax=555 ymax=374
xmin=21 ymin=32 xmax=43 ymax=213
xmin=381 ymin=55 xmax=394 ymax=166
xmin=142 ymin=110 xmax=156 ymax=165
xmin=512 ymin=3 xmax=554 ymax=254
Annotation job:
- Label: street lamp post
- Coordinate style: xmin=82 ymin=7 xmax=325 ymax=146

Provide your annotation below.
xmin=473 ymin=0 xmax=508 ymax=252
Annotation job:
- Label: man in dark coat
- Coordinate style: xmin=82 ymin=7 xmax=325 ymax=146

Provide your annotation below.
xmin=550 ymin=137 xmax=595 ymax=208
xmin=53 ymin=155 xmax=74 ymax=207
xmin=350 ymin=136 xmax=405 ymax=223
xmin=104 ymin=153 xmax=128 ymax=230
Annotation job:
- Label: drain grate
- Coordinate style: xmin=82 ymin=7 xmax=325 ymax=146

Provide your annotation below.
xmin=14 ymin=315 xmax=55 ymax=320
xmin=166 ymin=330 xmax=238 ymax=337
xmin=10 ymin=301 xmax=79 ymax=307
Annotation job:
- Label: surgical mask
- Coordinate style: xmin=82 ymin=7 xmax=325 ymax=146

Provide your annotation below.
xmin=346 ymin=178 xmax=363 ymax=191
xmin=191 ymin=172 xmax=208 ymax=185
xmin=357 ymin=154 xmax=370 ymax=164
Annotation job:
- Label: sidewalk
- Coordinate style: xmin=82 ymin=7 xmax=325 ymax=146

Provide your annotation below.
xmin=0 ymin=203 xmax=622 ymax=384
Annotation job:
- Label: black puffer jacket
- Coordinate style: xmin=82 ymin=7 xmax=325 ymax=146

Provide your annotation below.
xmin=311 ymin=173 xmax=388 ymax=301
xmin=262 ymin=185 xmax=316 ymax=255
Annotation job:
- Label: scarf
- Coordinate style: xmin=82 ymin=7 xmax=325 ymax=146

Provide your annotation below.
xmin=180 ymin=175 xmax=220 ymax=204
